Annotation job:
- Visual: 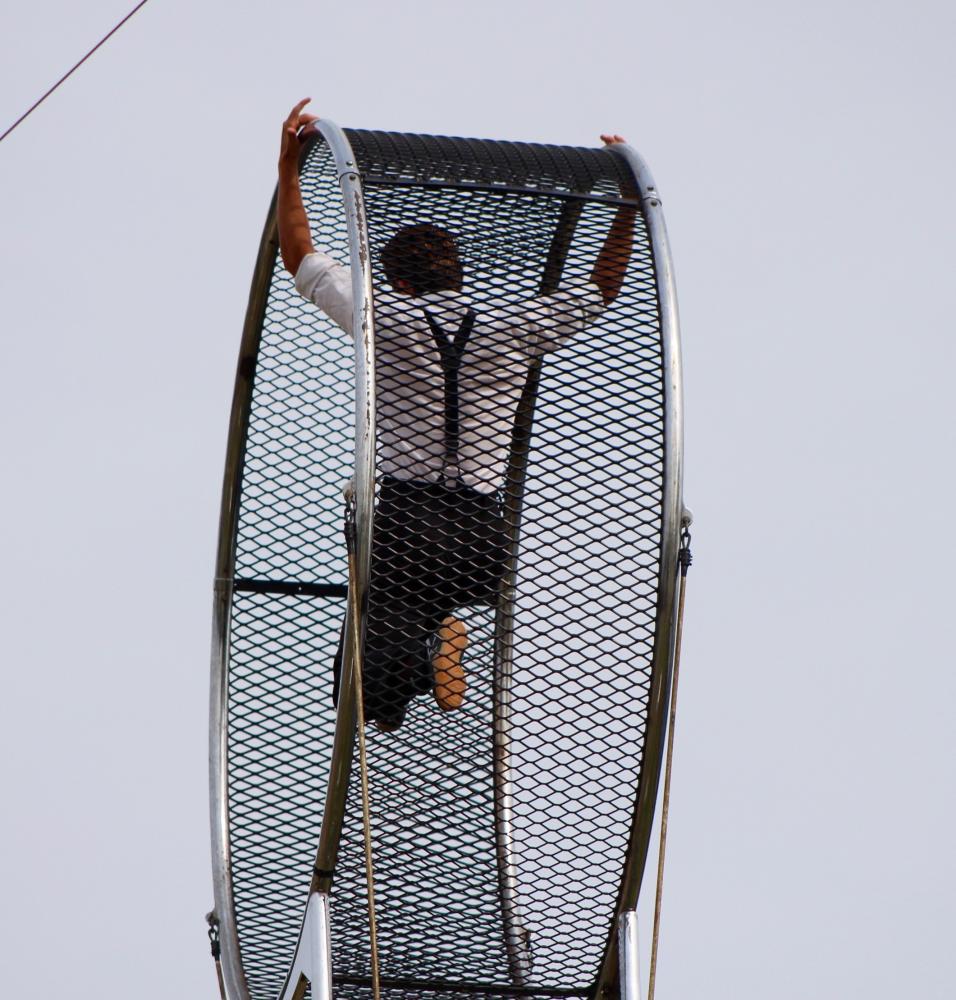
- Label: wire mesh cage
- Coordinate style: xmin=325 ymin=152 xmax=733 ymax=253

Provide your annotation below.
xmin=210 ymin=122 xmax=683 ymax=1000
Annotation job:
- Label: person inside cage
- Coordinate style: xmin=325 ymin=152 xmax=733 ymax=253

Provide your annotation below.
xmin=278 ymin=99 xmax=636 ymax=730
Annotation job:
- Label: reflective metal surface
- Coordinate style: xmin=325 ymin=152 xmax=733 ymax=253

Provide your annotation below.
xmin=210 ymin=579 xmax=247 ymax=1000
xmin=308 ymin=119 xmax=377 ymax=891
xmin=210 ymin=119 xmax=373 ymax=1000
xmin=617 ymin=911 xmax=642 ymax=1000
xmin=596 ymin=142 xmax=684 ymax=995
xmin=493 ymin=388 xmax=538 ymax=986
xmin=209 ymin=198 xmax=283 ymax=1000
xmin=278 ymin=892 xmax=334 ymax=1000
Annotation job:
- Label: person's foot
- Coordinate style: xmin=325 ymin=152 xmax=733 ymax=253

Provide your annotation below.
xmin=433 ymin=616 xmax=468 ymax=711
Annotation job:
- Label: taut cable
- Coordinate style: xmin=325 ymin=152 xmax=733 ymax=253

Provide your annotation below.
xmin=0 ymin=0 xmax=152 ymax=146
xmin=346 ymin=507 xmax=382 ymax=1000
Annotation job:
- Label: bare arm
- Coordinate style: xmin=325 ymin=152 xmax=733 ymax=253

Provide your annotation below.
xmin=591 ymin=133 xmax=637 ymax=306
xmin=278 ymin=98 xmax=319 ymax=276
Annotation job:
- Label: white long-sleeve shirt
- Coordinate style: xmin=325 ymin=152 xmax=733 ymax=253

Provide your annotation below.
xmin=295 ymin=252 xmax=603 ymax=494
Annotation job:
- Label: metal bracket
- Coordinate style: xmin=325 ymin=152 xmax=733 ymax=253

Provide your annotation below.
xmin=618 ymin=910 xmax=642 ymax=1000
xmin=278 ymin=892 xmax=333 ymax=1000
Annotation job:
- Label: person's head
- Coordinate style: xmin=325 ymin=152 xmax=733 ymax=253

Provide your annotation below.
xmin=380 ymin=224 xmax=463 ymax=296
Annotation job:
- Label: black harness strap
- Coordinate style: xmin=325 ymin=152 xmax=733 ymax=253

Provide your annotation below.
xmin=423 ymin=306 xmax=476 ymax=485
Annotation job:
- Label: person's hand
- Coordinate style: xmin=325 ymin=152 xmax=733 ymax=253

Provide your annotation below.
xmin=279 ymin=98 xmax=320 ymax=168
xmin=600 ymin=134 xmax=637 ymax=198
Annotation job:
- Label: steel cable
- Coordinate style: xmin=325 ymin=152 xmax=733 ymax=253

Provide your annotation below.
xmin=0 ymin=0 xmax=152 ymax=146
xmin=346 ymin=519 xmax=383 ymax=1000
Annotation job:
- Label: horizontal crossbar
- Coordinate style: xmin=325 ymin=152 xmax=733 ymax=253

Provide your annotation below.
xmin=332 ymin=974 xmax=589 ymax=999
xmin=233 ymin=578 xmax=348 ymax=599
xmin=362 ymin=174 xmax=639 ymax=208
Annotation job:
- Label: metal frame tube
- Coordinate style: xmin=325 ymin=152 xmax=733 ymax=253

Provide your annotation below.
xmin=618 ymin=911 xmax=642 ymax=1000
xmin=307 ymin=119 xmax=377 ymax=892
xmin=209 ymin=120 xmax=375 ymax=1000
xmin=493 ymin=423 xmax=536 ymax=987
xmin=278 ymin=892 xmax=334 ymax=1000
xmin=209 ymin=196 xmax=281 ymax=1000
xmin=595 ymin=143 xmax=684 ymax=996
xmin=210 ymin=579 xmax=247 ymax=1000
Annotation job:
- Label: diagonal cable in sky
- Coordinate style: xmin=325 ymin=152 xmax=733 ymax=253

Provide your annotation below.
xmin=0 ymin=0 xmax=152 ymax=146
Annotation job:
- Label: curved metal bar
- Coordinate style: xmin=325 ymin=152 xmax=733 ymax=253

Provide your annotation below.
xmin=595 ymin=144 xmax=684 ymax=996
xmin=493 ymin=370 xmax=539 ymax=988
xmin=278 ymin=120 xmax=376 ymax=1000
xmin=209 ymin=197 xmax=281 ymax=1000
xmin=304 ymin=118 xmax=377 ymax=891
xmin=210 ymin=120 xmax=376 ymax=1000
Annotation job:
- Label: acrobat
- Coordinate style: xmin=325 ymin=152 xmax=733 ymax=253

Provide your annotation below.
xmin=277 ymin=99 xmax=636 ymax=730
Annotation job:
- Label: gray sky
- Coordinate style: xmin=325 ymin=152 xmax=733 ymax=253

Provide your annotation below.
xmin=1 ymin=1 xmax=954 ymax=997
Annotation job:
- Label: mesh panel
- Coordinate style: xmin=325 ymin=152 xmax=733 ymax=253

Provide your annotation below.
xmin=229 ymin=591 xmax=339 ymax=997
xmin=219 ymin=130 xmax=667 ymax=1000
xmin=326 ymin=133 xmax=664 ymax=998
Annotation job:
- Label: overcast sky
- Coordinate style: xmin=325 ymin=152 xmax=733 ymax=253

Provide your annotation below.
xmin=1 ymin=1 xmax=954 ymax=998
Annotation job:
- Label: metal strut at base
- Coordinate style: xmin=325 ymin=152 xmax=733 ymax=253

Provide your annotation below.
xmin=646 ymin=511 xmax=693 ymax=1000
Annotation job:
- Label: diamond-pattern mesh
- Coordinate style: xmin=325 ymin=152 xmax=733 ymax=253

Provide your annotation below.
xmin=219 ymin=131 xmax=668 ymax=1000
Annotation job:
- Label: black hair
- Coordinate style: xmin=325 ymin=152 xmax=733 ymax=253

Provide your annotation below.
xmin=380 ymin=224 xmax=463 ymax=294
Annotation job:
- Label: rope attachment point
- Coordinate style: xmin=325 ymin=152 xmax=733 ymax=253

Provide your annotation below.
xmin=206 ymin=911 xmax=227 ymax=1000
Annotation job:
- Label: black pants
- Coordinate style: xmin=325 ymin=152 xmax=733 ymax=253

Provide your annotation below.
xmin=334 ymin=477 xmax=508 ymax=727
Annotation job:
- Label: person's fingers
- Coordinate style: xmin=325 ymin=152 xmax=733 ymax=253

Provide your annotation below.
xmin=285 ymin=98 xmax=311 ymax=131
xmin=281 ymin=100 xmax=314 ymax=159
xmin=600 ymin=133 xmax=627 ymax=145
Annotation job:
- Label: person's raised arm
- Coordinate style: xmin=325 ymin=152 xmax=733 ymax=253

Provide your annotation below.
xmin=278 ymin=98 xmax=319 ymax=277
xmin=591 ymin=134 xmax=638 ymax=307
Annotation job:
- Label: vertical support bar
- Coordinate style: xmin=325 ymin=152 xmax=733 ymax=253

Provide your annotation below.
xmin=618 ymin=911 xmax=642 ymax=1000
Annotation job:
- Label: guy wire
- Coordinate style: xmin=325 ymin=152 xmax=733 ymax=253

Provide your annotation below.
xmin=1 ymin=0 xmax=152 ymax=146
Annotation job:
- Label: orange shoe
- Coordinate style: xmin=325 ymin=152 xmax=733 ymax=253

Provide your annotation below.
xmin=433 ymin=616 xmax=468 ymax=711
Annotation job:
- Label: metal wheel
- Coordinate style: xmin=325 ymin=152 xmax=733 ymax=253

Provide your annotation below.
xmin=210 ymin=124 xmax=683 ymax=1000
